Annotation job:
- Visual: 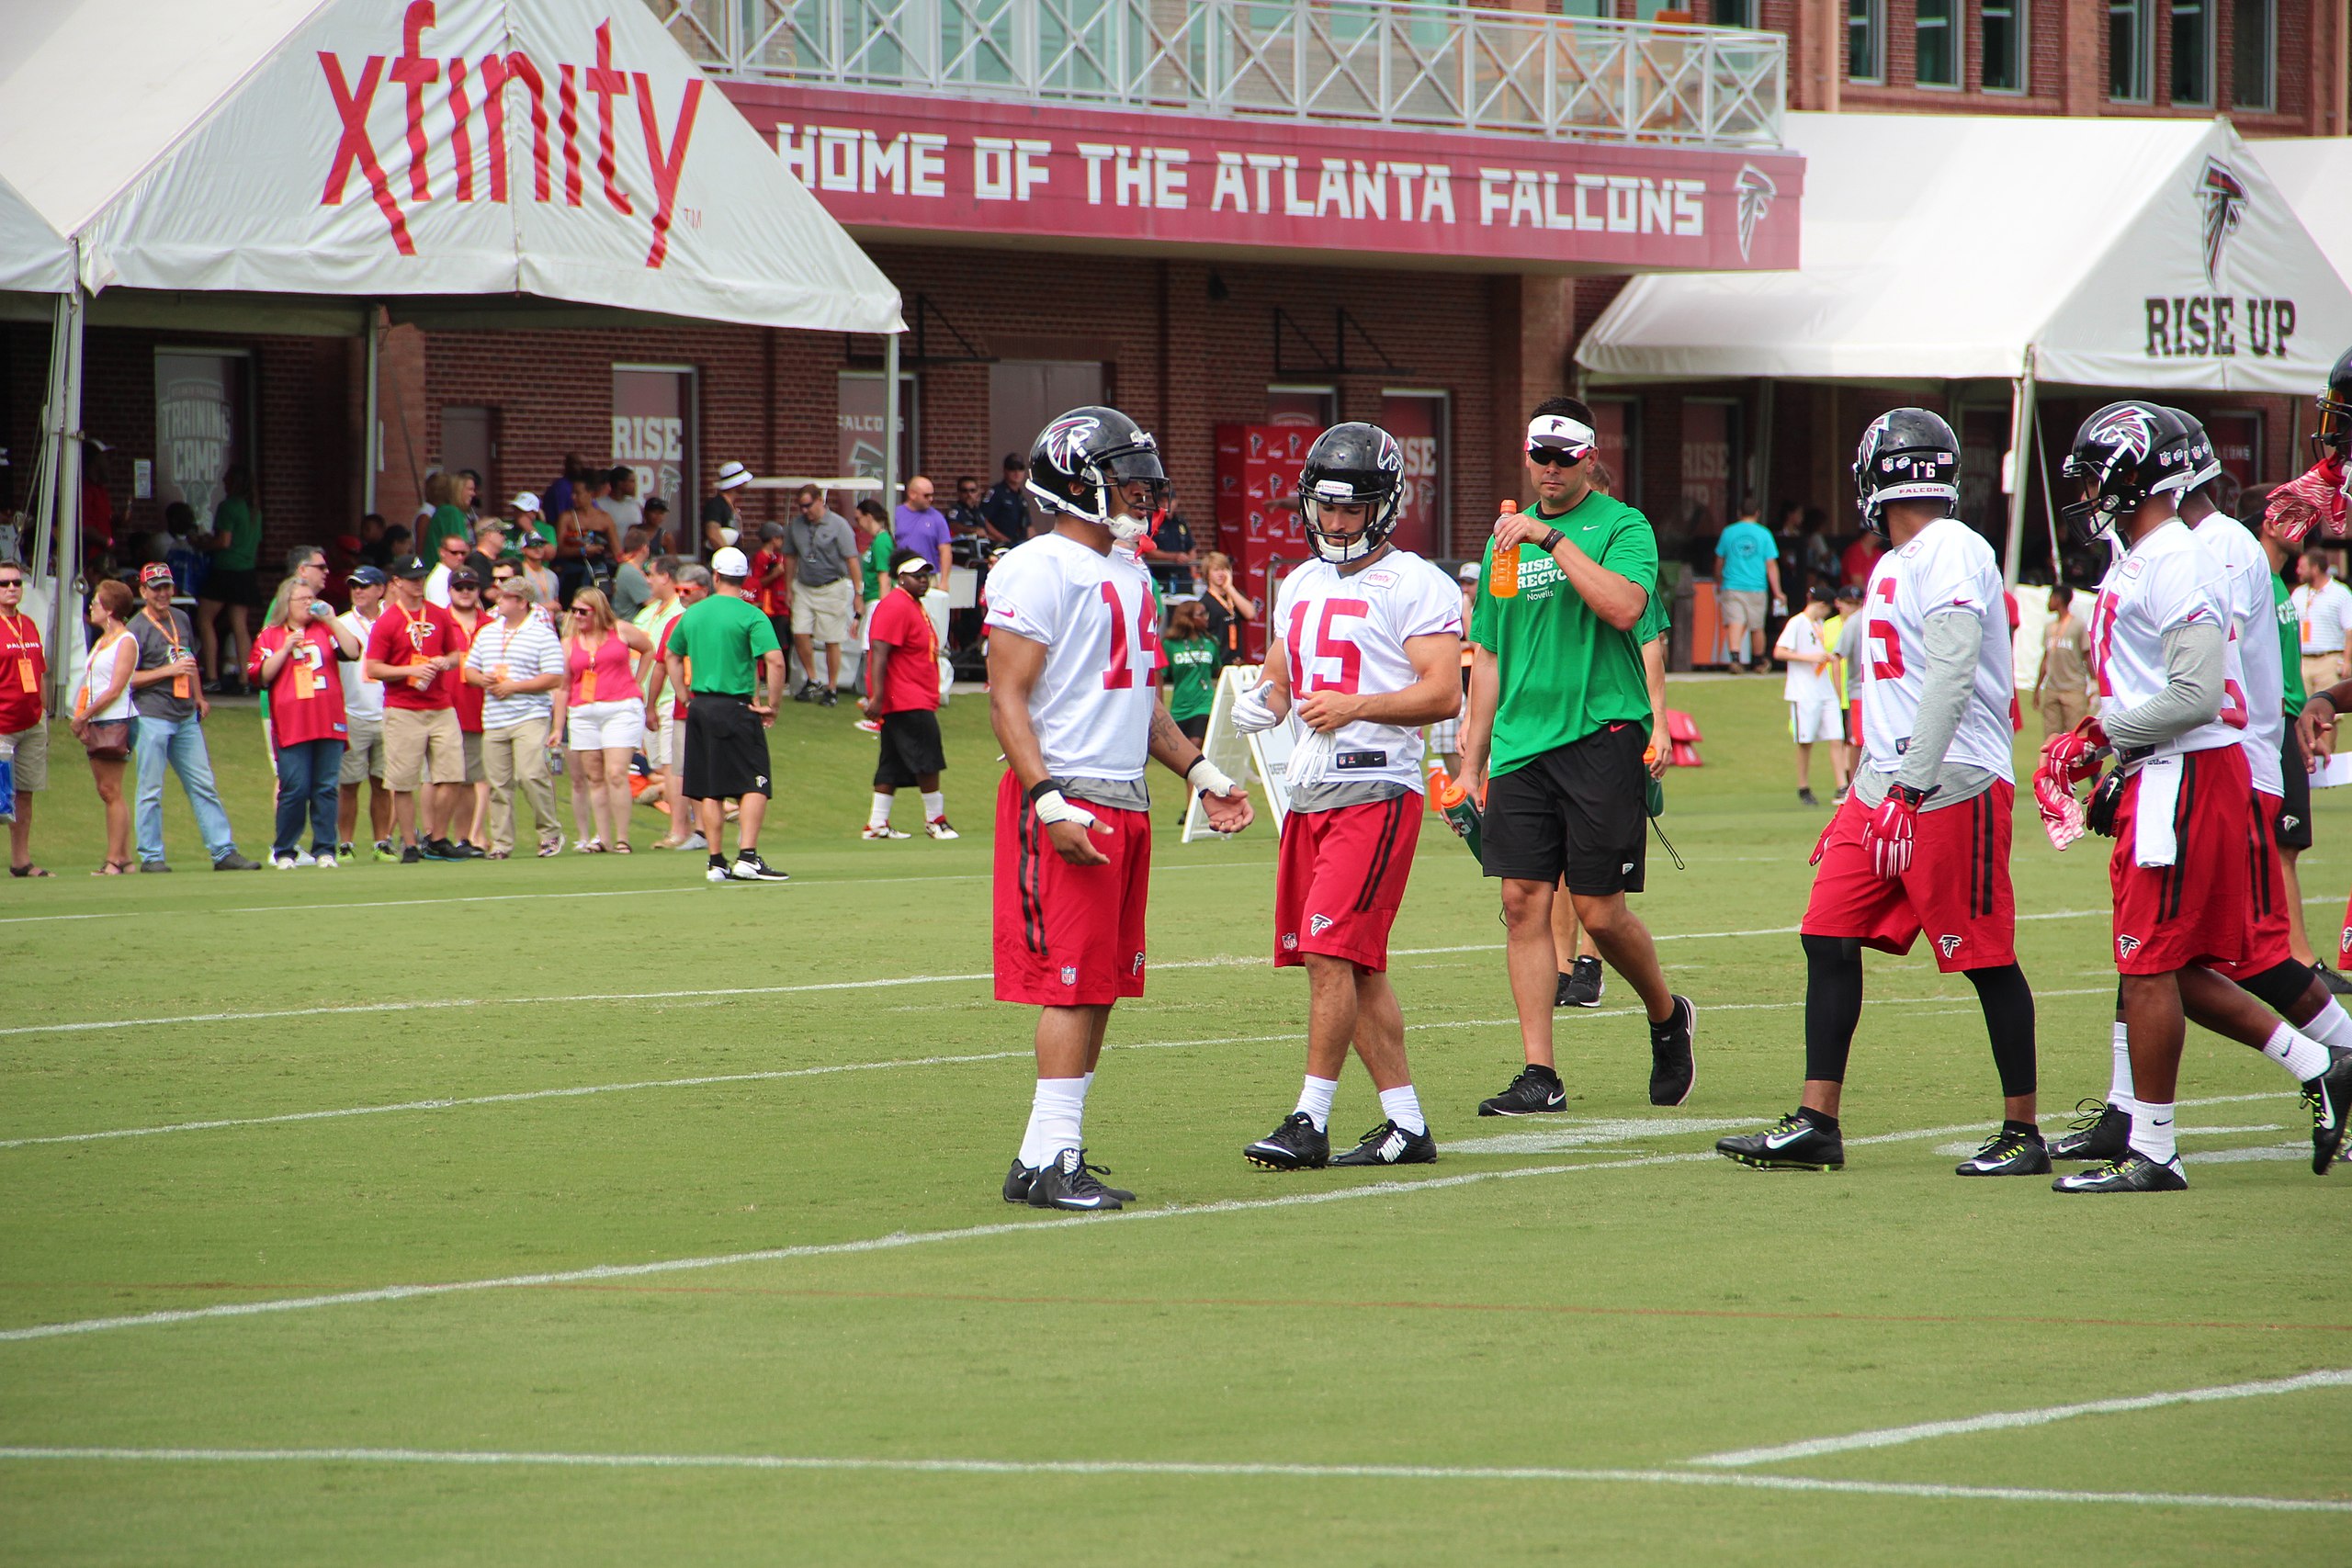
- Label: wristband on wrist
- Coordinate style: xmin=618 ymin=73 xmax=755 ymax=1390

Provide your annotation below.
xmin=1539 ymin=527 xmax=1566 ymax=553
xmin=1024 ymin=776 xmax=1065 ymax=806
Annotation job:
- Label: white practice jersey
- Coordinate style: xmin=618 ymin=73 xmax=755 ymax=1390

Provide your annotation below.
xmin=983 ymin=532 xmax=1159 ymax=782
xmin=2090 ymin=517 xmax=2241 ymax=759
xmin=1858 ymin=516 xmax=2017 ymax=784
xmin=1274 ymin=550 xmax=1464 ymax=793
xmin=2188 ymin=514 xmax=2284 ymax=795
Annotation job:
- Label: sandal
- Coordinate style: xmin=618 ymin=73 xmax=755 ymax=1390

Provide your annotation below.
xmin=612 ymin=843 xmax=632 ymax=854
xmin=8 ymin=864 xmax=51 ymax=878
xmin=90 ymin=860 xmax=128 ymax=877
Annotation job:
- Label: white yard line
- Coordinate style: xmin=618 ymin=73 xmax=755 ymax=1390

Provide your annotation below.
xmin=1690 ymin=1369 xmax=2352 ymax=1470
xmin=0 ymin=1445 xmax=2341 ymax=1513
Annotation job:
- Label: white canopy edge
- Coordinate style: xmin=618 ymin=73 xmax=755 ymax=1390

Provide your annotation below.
xmin=1577 ymin=113 xmax=2351 ymax=395
xmin=2255 ymin=139 xmax=2352 ymax=295
xmin=0 ymin=0 xmax=902 ymax=334
xmin=0 ymin=166 xmax=69 ymax=294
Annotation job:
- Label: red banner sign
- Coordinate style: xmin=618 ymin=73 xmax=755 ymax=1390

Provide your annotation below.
xmin=720 ymin=84 xmax=1801 ymax=272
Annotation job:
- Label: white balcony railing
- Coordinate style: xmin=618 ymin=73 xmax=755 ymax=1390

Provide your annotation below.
xmin=649 ymin=0 xmax=1786 ymax=149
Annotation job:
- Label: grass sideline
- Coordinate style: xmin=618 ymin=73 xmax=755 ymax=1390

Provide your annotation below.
xmin=1 ymin=677 xmax=2347 ymax=1565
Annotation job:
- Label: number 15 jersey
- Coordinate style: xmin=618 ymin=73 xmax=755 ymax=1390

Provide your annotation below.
xmin=1274 ymin=550 xmax=1464 ymax=795
xmin=983 ymin=531 xmax=1159 ymax=783
xmin=1858 ymin=516 xmax=2016 ymax=784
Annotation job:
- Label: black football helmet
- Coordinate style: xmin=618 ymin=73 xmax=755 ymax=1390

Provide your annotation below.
xmin=1297 ymin=423 xmax=1406 ymax=565
xmin=2312 ymin=345 xmax=2352 ymax=464
xmin=1026 ymin=406 xmax=1167 ymax=539
xmin=1851 ymin=408 xmax=1961 ymax=537
xmin=2160 ymin=407 xmax=2223 ymax=491
xmin=2060 ymin=401 xmax=2194 ymax=545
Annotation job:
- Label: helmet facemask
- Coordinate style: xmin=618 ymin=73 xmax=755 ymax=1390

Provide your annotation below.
xmin=1302 ymin=479 xmax=1401 ymax=565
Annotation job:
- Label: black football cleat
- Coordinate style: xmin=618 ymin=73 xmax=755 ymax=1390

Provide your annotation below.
xmin=2052 ymin=1151 xmax=2188 ymax=1192
xmin=2048 ymin=1099 xmax=2130 ymax=1162
xmin=1330 ymin=1120 xmax=1437 ymax=1167
xmin=1005 ymin=1156 xmax=1131 ymax=1205
xmin=2301 ymin=1054 xmax=2352 ymax=1175
xmin=1954 ymin=1126 xmax=2052 ymax=1177
xmin=2317 ymin=962 xmax=2352 ymax=997
xmin=1717 ymin=1112 xmax=1844 ymax=1171
xmin=1649 ymin=995 xmax=1697 ymax=1107
xmin=1557 ymin=955 xmax=1605 ymax=1010
xmin=1025 ymin=1147 xmax=1127 ymax=1212
xmin=1478 ymin=1063 xmax=1566 ymax=1117
xmin=1244 ymin=1112 xmax=1330 ymax=1171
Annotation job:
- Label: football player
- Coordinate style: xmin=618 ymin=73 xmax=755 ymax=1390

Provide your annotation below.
xmin=1716 ymin=410 xmax=2043 ymax=1176
xmin=2052 ymin=410 xmax=2352 ymax=1168
xmin=1231 ymin=423 xmax=1464 ymax=1171
xmin=988 ymin=407 xmax=1253 ymax=1213
xmin=2041 ymin=402 xmax=2349 ymax=1193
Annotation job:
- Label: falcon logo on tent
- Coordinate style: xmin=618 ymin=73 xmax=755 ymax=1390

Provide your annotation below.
xmin=2196 ymin=157 xmax=2247 ymax=287
xmin=1734 ymin=164 xmax=1777 ymax=262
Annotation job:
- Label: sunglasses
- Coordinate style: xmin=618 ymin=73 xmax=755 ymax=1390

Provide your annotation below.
xmin=1527 ymin=446 xmax=1588 ymax=469
xmin=0 ymin=578 xmax=22 ymax=588
xmin=571 ymin=606 xmax=595 ymax=616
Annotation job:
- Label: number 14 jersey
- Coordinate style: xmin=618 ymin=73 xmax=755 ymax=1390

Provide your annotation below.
xmin=1857 ymin=516 xmax=2016 ymax=784
xmin=1274 ymin=550 xmax=1463 ymax=794
xmin=983 ymin=532 xmax=1161 ymax=783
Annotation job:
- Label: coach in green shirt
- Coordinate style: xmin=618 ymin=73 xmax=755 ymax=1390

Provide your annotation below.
xmin=1457 ymin=397 xmax=1695 ymax=1116
xmin=665 ymin=546 xmax=790 ymax=885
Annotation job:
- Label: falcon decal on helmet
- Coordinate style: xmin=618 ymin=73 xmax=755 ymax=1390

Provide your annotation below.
xmin=1025 ymin=405 xmax=1168 ymax=541
xmin=1296 ymin=422 xmax=1406 ymax=565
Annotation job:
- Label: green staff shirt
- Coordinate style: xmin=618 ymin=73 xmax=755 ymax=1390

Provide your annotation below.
xmin=1164 ymin=634 xmax=1218 ymax=722
xmin=213 ymin=496 xmax=263 ymax=571
xmin=2276 ymin=570 xmax=2306 ymax=716
xmin=1469 ymin=490 xmax=1659 ymax=778
xmin=669 ymin=592 xmax=779 ymax=698
xmin=861 ymin=527 xmax=895 ymax=604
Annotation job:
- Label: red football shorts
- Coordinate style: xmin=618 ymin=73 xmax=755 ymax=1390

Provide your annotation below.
xmin=2211 ymin=787 xmax=2293 ymax=978
xmin=2109 ymin=745 xmax=2251 ymax=975
xmin=1274 ymin=794 xmax=1421 ymax=971
xmin=992 ymin=770 xmax=1151 ymax=1007
xmin=1801 ymin=782 xmax=2016 ymax=972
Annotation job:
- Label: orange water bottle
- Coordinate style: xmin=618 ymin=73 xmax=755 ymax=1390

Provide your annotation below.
xmin=1488 ymin=500 xmax=1521 ymax=598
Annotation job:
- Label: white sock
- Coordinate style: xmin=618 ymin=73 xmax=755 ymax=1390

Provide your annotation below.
xmin=2260 ymin=1021 xmax=2332 ymax=1082
xmin=1017 ymin=1077 xmax=1087 ymax=1169
xmin=1294 ymin=1075 xmax=1339 ymax=1132
xmin=2108 ymin=1021 xmax=2138 ymax=1114
xmin=1080 ymin=1070 xmax=1094 ymax=1099
xmin=922 ymin=790 xmax=945 ymax=821
xmin=868 ymin=793 xmax=893 ymax=829
xmin=1378 ymin=1083 xmax=1427 ymax=1136
xmin=2299 ymin=998 xmax=2352 ymax=1054
xmin=2129 ymin=1099 xmax=2177 ymax=1165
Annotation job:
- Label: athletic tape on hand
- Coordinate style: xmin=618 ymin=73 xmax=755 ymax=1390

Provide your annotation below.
xmin=1186 ymin=758 xmax=1239 ymax=797
xmin=1031 ymin=789 xmax=1103 ymax=832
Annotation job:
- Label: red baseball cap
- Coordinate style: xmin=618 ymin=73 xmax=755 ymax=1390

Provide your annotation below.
xmin=138 ymin=562 xmax=175 ymax=589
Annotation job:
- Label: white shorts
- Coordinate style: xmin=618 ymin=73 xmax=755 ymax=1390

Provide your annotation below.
xmin=569 ymin=698 xmax=646 ymax=752
xmin=648 ymin=705 xmax=678 ymax=768
xmin=1792 ymin=695 xmax=1841 ymax=746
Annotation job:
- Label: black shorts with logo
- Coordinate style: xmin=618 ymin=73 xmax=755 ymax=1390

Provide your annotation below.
xmin=683 ymin=693 xmax=773 ymax=801
xmin=2278 ymin=720 xmax=2313 ymax=851
xmin=1483 ymin=721 xmax=1648 ymax=896
xmin=874 ymin=708 xmax=946 ymax=789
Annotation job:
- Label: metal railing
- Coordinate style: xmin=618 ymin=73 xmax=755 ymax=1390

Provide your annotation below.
xmin=647 ymin=0 xmax=1786 ymax=148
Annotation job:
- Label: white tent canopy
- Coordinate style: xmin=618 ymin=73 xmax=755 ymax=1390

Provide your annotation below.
xmin=2255 ymin=139 xmax=2352 ymax=296
xmin=0 ymin=169 xmax=69 ymax=295
xmin=1578 ymin=112 xmax=2351 ymax=395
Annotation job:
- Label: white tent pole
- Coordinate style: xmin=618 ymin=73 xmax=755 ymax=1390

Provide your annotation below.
xmin=362 ymin=306 xmax=381 ymax=516
xmin=882 ymin=330 xmax=901 ymax=527
xmin=52 ymin=282 xmax=85 ymax=705
xmin=28 ymin=290 xmax=69 ymax=587
xmin=2001 ymin=362 xmax=2037 ymax=588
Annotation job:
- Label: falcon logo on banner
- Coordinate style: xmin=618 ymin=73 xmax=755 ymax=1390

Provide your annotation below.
xmin=1735 ymin=164 xmax=1777 ymax=263
xmin=2196 ymin=156 xmax=2247 ymax=287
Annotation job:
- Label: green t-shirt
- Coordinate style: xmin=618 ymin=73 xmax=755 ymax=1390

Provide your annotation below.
xmin=1468 ymin=490 xmax=1660 ymax=777
xmin=861 ymin=527 xmax=894 ymax=604
xmin=425 ymin=505 xmax=471 ymax=553
xmin=213 ymin=495 xmax=262 ymax=571
xmin=1634 ymin=579 xmax=1670 ymax=645
xmin=671 ymin=592 xmax=780 ymax=698
xmin=2275 ymin=569 xmax=2306 ymax=716
xmin=1165 ymin=635 xmax=1218 ymax=722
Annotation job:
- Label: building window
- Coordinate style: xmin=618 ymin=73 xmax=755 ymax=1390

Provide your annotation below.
xmin=1981 ymin=0 xmax=2024 ymax=89
xmin=2171 ymin=0 xmax=2212 ymax=104
xmin=1710 ymin=0 xmax=1757 ymax=26
xmin=1916 ymin=0 xmax=1959 ymax=84
xmin=1849 ymin=0 xmax=1883 ymax=82
xmin=2109 ymin=0 xmax=2150 ymax=99
xmin=2232 ymin=0 xmax=2273 ymax=107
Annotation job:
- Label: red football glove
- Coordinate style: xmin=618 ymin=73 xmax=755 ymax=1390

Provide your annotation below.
xmin=2264 ymin=457 xmax=2347 ymax=544
xmin=1862 ymin=784 xmax=1929 ymax=880
xmin=2040 ymin=719 xmax=2108 ymax=788
xmin=2033 ymin=763 xmax=2087 ymax=852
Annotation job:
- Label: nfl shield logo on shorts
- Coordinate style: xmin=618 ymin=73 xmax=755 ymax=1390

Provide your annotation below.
xmin=1059 ymin=964 xmax=1078 ymax=986
xmin=1282 ymin=933 xmax=1299 ymax=951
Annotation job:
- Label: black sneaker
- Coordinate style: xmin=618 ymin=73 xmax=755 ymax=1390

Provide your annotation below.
xmin=401 ymin=844 xmax=423 ymax=864
xmin=1478 ymin=1063 xmax=1565 ymax=1117
xmin=2318 ymin=962 xmax=2352 ymax=998
xmin=2053 ymin=1151 xmax=2188 ymax=1192
xmin=210 ymin=851 xmax=263 ymax=871
xmin=1797 ymin=788 xmax=1819 ymax=807
xmin=1026 ymin=1147 xmax=1125 ymax=1212
xmin=1243 ymin=1112 xmax=1330 ymax=1171
xmin=1716 ymin=1111 xmax=1844 ymax=1171
xmin=792 ymin=683 xmax=818 ymax=704
xmin=1004 ymin=1156 xmax=1131 ymax=1203
xmin=1954 ymin=1125 xmax=2052 ymax=1177
xmin=2048 ymin=1099 xmax=2130 ymax=1161
xmin=2301 ymin=1054 xmax=2352 ymax=1175
xmin=1330 ymin=1120 xmax=1436 ymax=1167
xmin=1558 ymin=954 xmax=1605 ymax=1009
xmin=729 ymin=850 xmax=791 ymax=883
xmin=818 ymin=687 xmax=839 ymax=707
xmin=418 ymin=838 xmax=458 ymax=862
xmin=458 ymin=841 xmax=487 ymax=859
xmin=1649 ymin=995 xmax=1697 ymax=1107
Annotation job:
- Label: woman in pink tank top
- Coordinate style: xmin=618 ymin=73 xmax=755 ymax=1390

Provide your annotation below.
xmin=558 ymin=586 xmax=655 ymax=852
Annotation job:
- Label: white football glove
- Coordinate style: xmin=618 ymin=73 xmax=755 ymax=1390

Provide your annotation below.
xmin=1229 ymin=680 xmax=1283 ymax=734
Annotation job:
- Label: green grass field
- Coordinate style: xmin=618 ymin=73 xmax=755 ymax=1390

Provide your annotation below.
xmin=1 ymin=677 xmax=2346 ymax=1565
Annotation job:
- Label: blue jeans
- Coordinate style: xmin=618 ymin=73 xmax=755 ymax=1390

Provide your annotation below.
xmin=272 ymin=739 xmax=345 ymax=858
xmin=133 ymin=713 xmax=240 ymax=865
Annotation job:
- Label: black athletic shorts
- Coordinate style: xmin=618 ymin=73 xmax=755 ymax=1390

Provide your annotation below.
xmin=2278 ymin=720 xmax=2313 ymax=851
xmin=874 ymin=708 xmax=946 ymax=789
xmin=200 ymin=566 xmax=260 ymax=610
xmin=683 ymin=693 xmax=772 ymax=801
xmin=1483 ymin=721 xmax=1647 ymax=896
xmin=1177 ymin=712 xmax=1208 ymax=744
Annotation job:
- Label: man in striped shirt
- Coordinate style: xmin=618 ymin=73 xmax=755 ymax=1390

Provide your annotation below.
xmin=463 ymin=574 xmax=568 ymax=858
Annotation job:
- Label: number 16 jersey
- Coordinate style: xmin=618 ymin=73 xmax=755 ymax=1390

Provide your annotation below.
xmin=1858 ymin=516 xmax=2017 ymax=784
xmin=983 ymin=531 xmax=1159 ymax=784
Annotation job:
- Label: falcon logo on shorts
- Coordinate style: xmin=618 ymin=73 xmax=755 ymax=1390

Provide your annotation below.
xmin=1309 ymin=914 xmax=1334 ymax=936
xmin=1059 ymin=964 xmax=1078 ymax=986
xmin=2117 ymin=934 xmax=2143 ymax=960
xmin=1939 ymin=934 xmax=1963 ymax=958
xmin=1130 ymin=953 xmax=1146 ymax=976
xmin=2282 ymin=814 xmax=2302 ymax=833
